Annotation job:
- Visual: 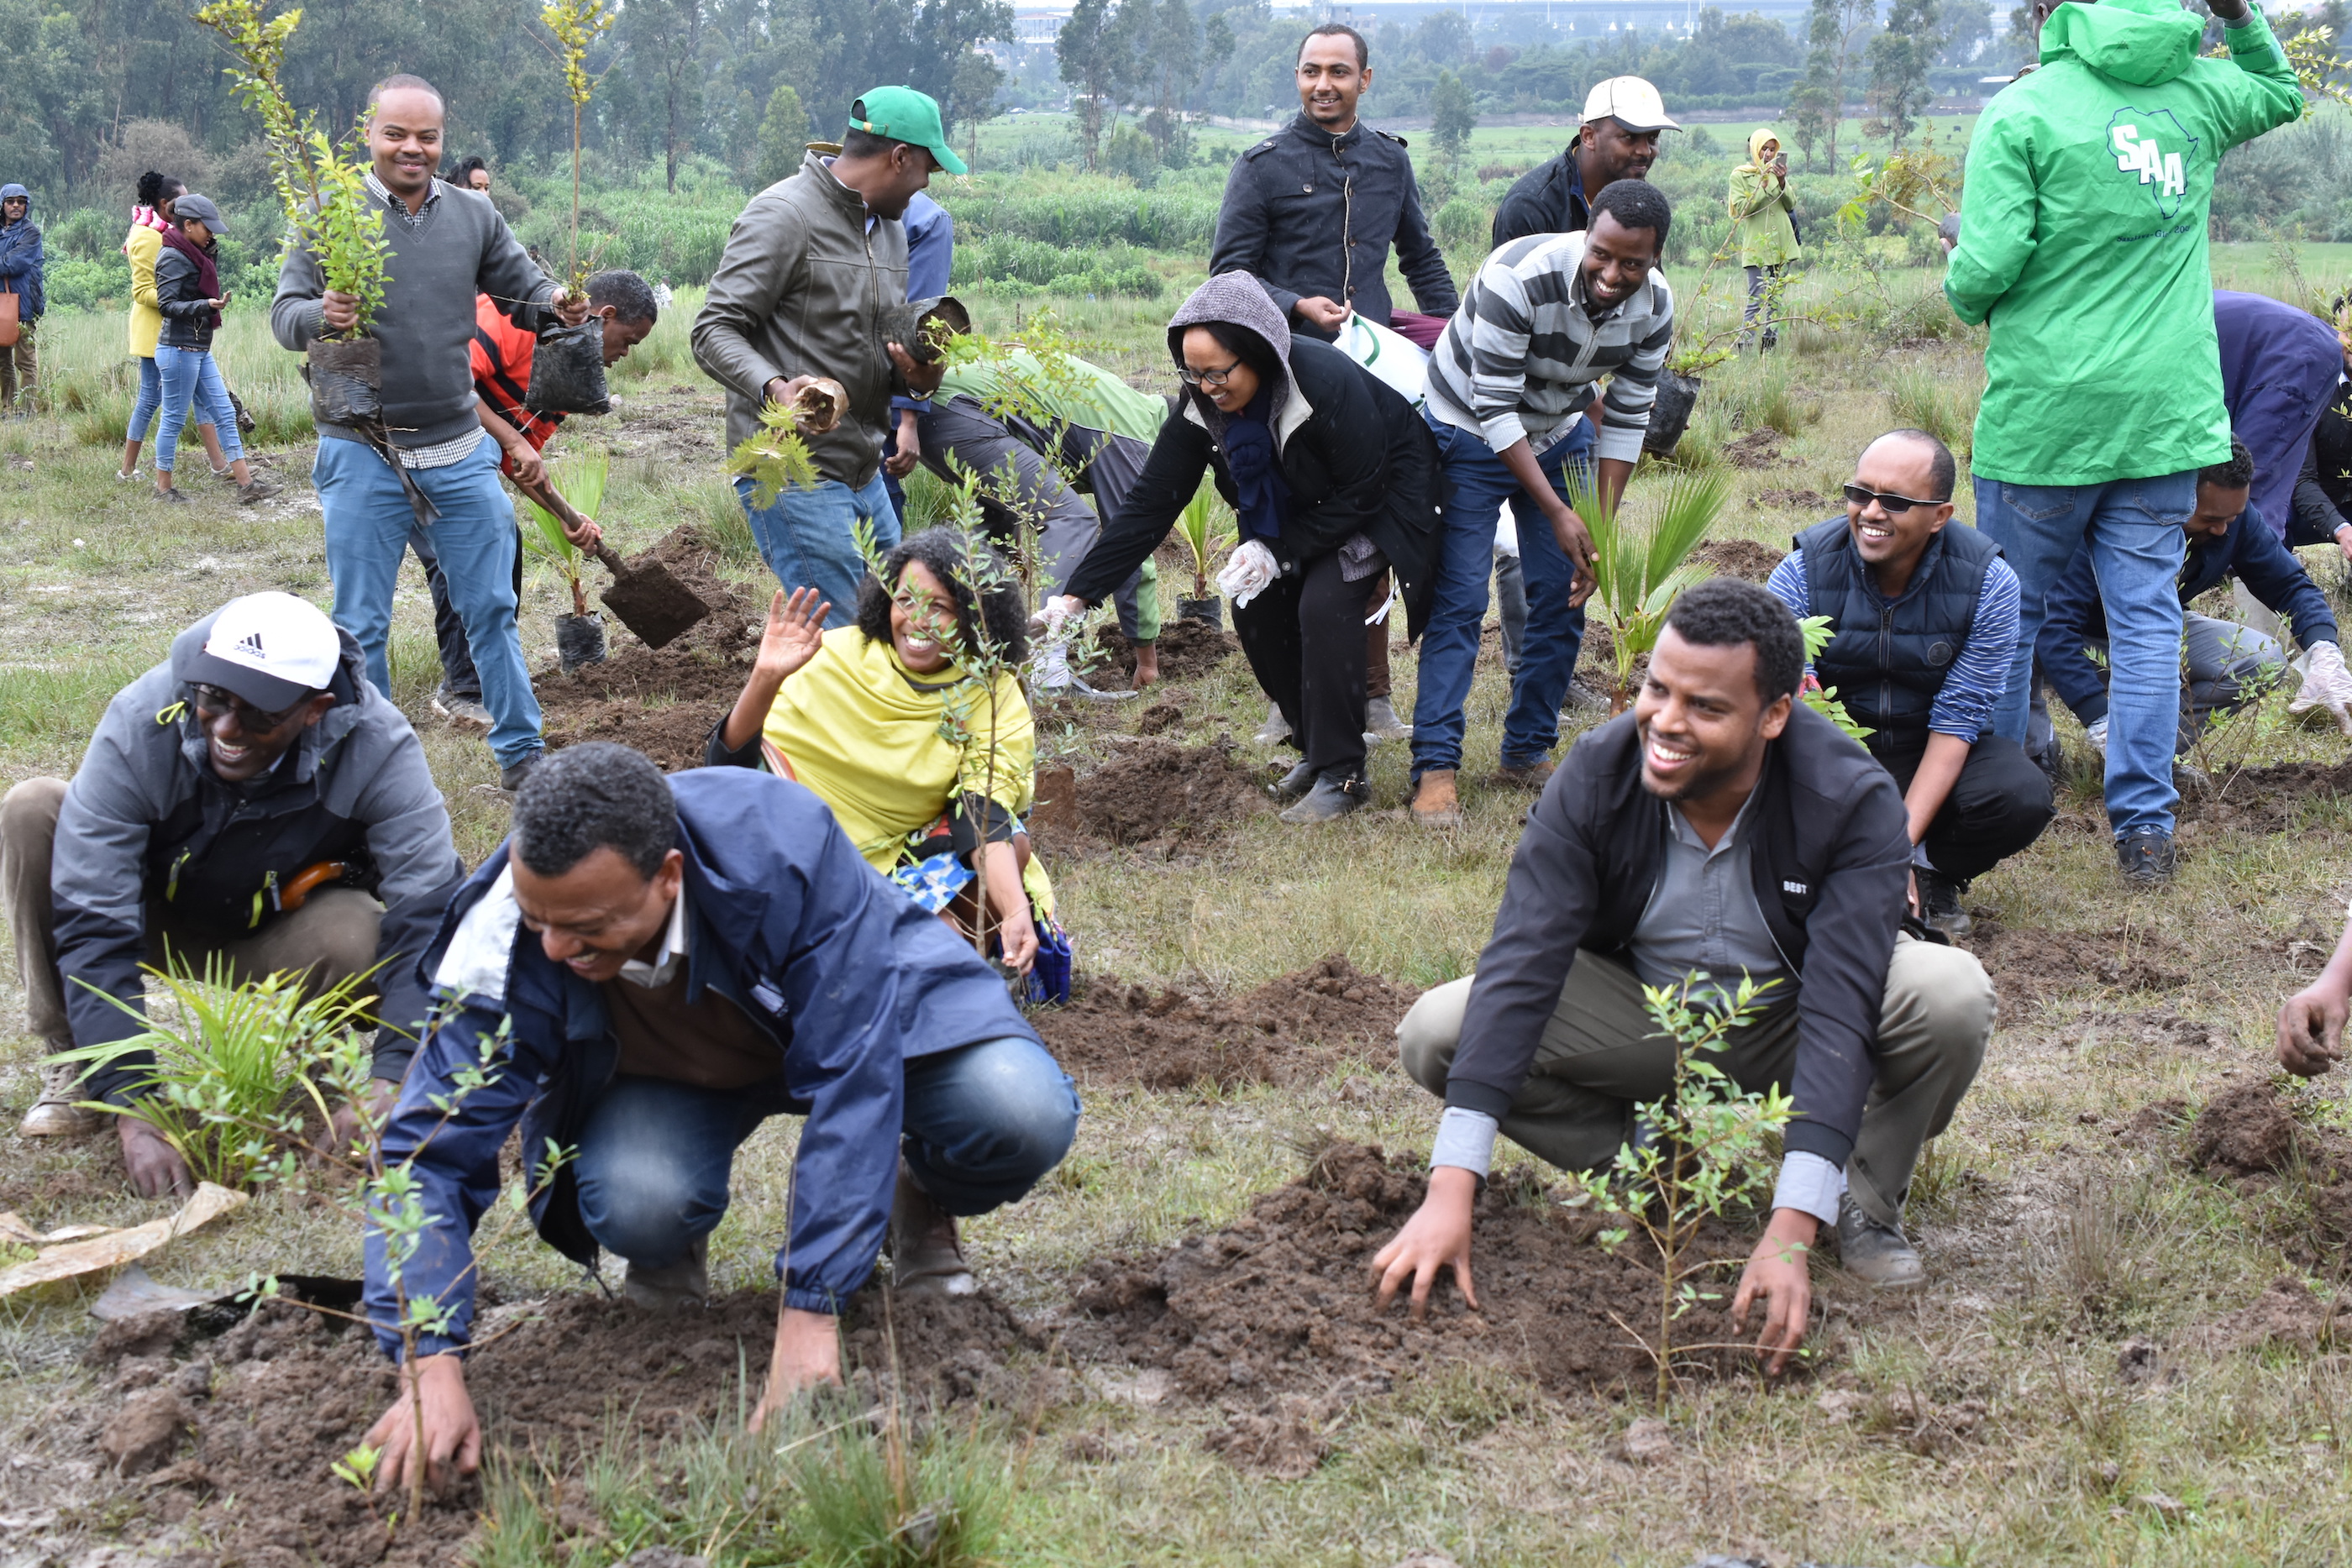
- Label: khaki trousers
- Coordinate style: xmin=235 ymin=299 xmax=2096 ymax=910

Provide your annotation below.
xmin=2 ymin=777 xmax=383 ymax=1074
xmin=0 ymin=319 xmax=34 ymax=410
xmin=1397 ymin=936 xmax=1994 ymax=1225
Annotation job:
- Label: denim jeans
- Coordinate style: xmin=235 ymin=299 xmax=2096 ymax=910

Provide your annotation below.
xmin=1975 ymin=471 xmax=2194 ymax=837
xmin=152 ymin=345 xmax=241 ymax=473
xmin=2071 ymin=612 xmax=2286 ymax=753
xmin=735 ymin=470 xmax=902 ymax=630
xmin=314 ymin=437 xmax=543 ymax=767
xmin=127 ymin=355 xmax=218 ymax=444
xmin=1410 ymin=412 xmax=1593 ymax=778
xmin=571 ymin=1035 xmax=1081 ymax=1268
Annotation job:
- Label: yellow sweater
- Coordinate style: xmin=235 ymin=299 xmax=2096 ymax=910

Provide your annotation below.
xmin=125 ymin=223 xmax=163 ymax=359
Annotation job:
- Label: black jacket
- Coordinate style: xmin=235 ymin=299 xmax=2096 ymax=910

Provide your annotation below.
xmin=1450 ymin=704 xmax=1910 ymax=1167
xmin=1209 ymin=114 xmax=1457 ymax=335
xmin=1064 ymin=335 xmax=1441 ymax=636
xmin=155 ymin=238 xmax=220 ymax=352
xmin=2292 ymin=384 xmax=2351 ymax=549
xmin=1491 ymin=149 xmax=1589 ymax=249
xmin=1798 ymin=516 xmax=2004 ymax=757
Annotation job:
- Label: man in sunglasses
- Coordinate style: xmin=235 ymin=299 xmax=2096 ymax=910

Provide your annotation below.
xmin=1766 ymin=430 xmax=2055 ymax=937
xmin=1 ymin=593 xmax=463 ymax=1193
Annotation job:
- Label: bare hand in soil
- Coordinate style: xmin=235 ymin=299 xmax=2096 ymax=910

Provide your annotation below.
xmin=321 ymin=290 xmax=360 ymax=333
xmin=755 ymin=587 xmax=831 ymax=684
xmin=751 ymin=1305 xmax=843 ymax=1432
xmin=994 ymin=894 xmax=1039 ymax=975
xmin=2276 ymin=985 xmax=2346 ymax=1076
xmin=118 ymin=1120 xmax=193 ymax=1198
xmin=886 ymin=341 xmax=946 ymax=399
xmin=365 ymin=1353 xmax=480 ymax=1495
xmin=1294 ymin=296 xmax=1350 ymax=331
xmin=1730 ymin=1209 xmax=1815 ymax=1376
xmin=318 ymin=1078 xmax=402 ymax=1167
xmin=1370 ymin=1167 xmax=1480 ymax=1320
xmin=552 ymin=289 xmax=591 ymax=327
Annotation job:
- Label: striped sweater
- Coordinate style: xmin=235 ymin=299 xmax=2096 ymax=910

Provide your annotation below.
xmin=1424 ymin=229 xmax=1675 ymax=467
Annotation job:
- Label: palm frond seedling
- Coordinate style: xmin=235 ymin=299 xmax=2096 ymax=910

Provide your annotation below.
xmin=1174 ymin=476 xmax=1236 ymax=604
xmin=519 ymin=451 xmax=612 ymax=617
xmin=46 ymin=956 xmax=380 ymax=1190
xmin=1563 ymin=464 xmax=1730 ymax=711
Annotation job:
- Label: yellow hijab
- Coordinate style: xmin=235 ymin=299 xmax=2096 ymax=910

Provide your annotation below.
xmin=1739 ymin=128 xmax=1782 ymax=175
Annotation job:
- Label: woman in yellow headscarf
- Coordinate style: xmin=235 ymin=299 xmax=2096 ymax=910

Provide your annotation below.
xmin=1729 ymin=128 xmax=1800 ymax=351
xmin=706 ymin=526 xmax=1066 ymax=995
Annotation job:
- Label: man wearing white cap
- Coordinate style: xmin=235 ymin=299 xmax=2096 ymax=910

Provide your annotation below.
xmin=0 ymin=593 xmax=464 ymax=1193
xmin=1491 ymin=76 xmax=1677 ymax=248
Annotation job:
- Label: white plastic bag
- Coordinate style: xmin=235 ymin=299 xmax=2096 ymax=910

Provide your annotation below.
xmin=1215 ymin=538 xmax=1278 ymax=608
xmin=1334 ymin=312 xmax=1431 ymax=404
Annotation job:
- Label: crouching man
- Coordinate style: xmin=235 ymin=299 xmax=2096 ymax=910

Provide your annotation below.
xmin=359 ymin=744 xmax=1079 ymax=1491
xmin=1374 ymin=580 xmax=1994 ymax=1370
xmin=3 ymin=592 xmax=461 ymax=1188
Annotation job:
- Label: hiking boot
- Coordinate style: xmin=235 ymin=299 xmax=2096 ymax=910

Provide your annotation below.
xmin=1915 ymin=867 xmax=1971 ymax=937
xmin=1493 ymin=758 xmax=1556 ymax=791
xmin=432 ymin=684 xmax=493 ymax=732
xmin=1411 ymin=768 xmax=1462 ymax=829
xmin=1278 ymin=774 xmax=1367 ymax=824
xmin=2116 ymin=826 xmax=2176 ymax=887
xmin=499 ymin=753 xmax=543 ymax=794
xmin=18 ymin=1059 xmax=102 ymax=1137
xmin=890 ymin=1162 xmax=976 ymax=1298
xmin=1253 ymin=700 xmax=1292 ymax=746
xmin=623 ymin=1234 xmax=710 ymax=1313
xmin=1268 ymin=759 xmax=1316 ymax=801
xmin=153 ymin=486 xmax=191 ymax=506
xmin=1562 ymin=682 xmax=1610 ymax=716
xmin=236 ymin=476 xmax=283 ymax=505
xmin=1835 ymin=1192 xmax=1924 ymax=1289
xmin=1364 ymin=696 xmax=1412 ymax=742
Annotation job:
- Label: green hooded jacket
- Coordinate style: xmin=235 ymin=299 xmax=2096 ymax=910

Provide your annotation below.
xmin=1945 ymin=0 xmax=2301 ymax=486
xmin=1729 ymin=128 xmax=1801 ymax=270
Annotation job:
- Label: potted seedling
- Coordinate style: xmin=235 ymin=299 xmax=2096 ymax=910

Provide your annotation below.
xmin=526 ymin=0 xmax=617 ymax=417
xmin=1174 ymin=476 xmax=1235 ymax=627
xmin=1566 ymin=464 xmax=1729 ymax=711
xmin=522 ymin=451 xmax=612 ymax=670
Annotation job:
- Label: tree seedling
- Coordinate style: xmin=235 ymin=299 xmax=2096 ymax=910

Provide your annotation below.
xmin=1562 ymin=464 xmax=1728 ymax=712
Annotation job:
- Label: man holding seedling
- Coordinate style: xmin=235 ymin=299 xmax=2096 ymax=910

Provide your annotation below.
xmin=1765 ymin=429 xmax=2054 ymax=938
xmin=357 ymin=744 xmax=1077 ymax=1492
xmin=1490 ymin=76 xmax=1677 ymax=248
xmin=271 ymin=73 xmax=592 ymax=794
xmin=693 ymin=87 xmax=958 ymax=629
xmin=1378 ymin=579 xmax=1995 ymax=1370
xmin=2 ymin=593 xmax=463 ymax=1194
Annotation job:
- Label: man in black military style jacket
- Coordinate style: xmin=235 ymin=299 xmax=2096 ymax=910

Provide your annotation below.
xmin=1208 ymin=23 xmax=1457 ymax=340
xmin=1490 ymin=76 xmax=1678 ymax=248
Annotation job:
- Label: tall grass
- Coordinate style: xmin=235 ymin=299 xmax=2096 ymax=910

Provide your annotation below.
xmin=1887 ymin=362 xmax=1983 ymax=454
xmin=44 ymin=308 xmax=312 ymax=448
xmin=0 ymin=652 xmax=156 ymax=748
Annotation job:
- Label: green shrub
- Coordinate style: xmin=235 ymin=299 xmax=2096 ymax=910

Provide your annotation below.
xmin=45 ymin=255 xmax=127 ymax=313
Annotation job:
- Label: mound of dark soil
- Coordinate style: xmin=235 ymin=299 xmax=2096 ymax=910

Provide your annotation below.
xmin=1961 ymin=921 xmax=2191 ymax=1004
xmin=1060 ymin=1143 xmax=1758 ymax=1438
xmin=1053 ymin=737 xmax=1271 ymax=850
xmin=1094 ymin=616 xmax=1239 ymax=684
xmin=2183 ymin=759 xmax=2352 ymax=833
xmin=1691 ymin=537 xmax=1784 ymax=582
xmin=1033 ymin=955 xmax=1418 ymax=1089
xmin=2185 ymin=1078 xmax=2352 ymax=1264
xmin=1721 ymin=429 xmax=1789 ymax=470
xmin=1753 ymin=488 xmax=1829 ymax=512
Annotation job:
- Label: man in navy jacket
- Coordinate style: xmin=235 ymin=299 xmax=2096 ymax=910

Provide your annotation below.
xmin=356 ymin=745 xmax=1077 ymax=1492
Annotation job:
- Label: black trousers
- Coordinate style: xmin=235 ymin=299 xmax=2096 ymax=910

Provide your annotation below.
xmin=1878 ymin=732 xmax=2055 ymax=885
xmin=1233 ymin=550 xmax=1368 ymax=783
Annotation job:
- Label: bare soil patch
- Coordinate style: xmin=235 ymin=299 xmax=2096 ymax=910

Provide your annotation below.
xmin=1093 ymin=616 xmax=1239 ymax=684
xmin=1752 ymin=488 xmax=1829 ymax=513
xmin=1691 ymin=537 xmax=1784 ymax=582
xmin=1036 ymin=737 xmax=1272 ymax=854
xmin=2183 ymin=759 xmax=2352 ymax=832
xmin=1033 ymin=956 xmax=1418 ymax=1090
xmin=2187 ymin=1077 xmax=2352 ymax=1262
xmin=1961 ymin=920 xmax=2192 ymax=1004
xmin=1721 ymin=429 xmax=1790 ymax=470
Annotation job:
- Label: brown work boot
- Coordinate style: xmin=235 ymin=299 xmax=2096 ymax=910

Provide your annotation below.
xmin=1493 ymin=758 xmax=1556 ymax=791
xmin=1410 ymin=768 xmax=1462 ymax=829
xmin=18 ymin=1058 xmax=104 ymax=1137
xmin=890 ymin=1161 xmax=976 ymax=1298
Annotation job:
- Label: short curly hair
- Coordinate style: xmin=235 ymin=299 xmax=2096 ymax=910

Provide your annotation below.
xmin=1662 ymin=578 xmax=1804 ymax=704
xmin=2200 ymin=434 xmax=2255 ymax=492
xmin=512 ymin=742 xmax=676 ymax=880
xmin=855 ymin=527 xmax=1031 ymax=667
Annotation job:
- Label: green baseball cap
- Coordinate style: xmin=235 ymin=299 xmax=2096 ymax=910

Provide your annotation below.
xmin=848 ymin=87 xmax=968 ymax=176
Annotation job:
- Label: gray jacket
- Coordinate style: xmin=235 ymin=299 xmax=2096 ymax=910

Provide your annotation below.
xmin=692 ymin=150 xmax=910 ymax=488
xmin=270 ymin=176 xmax=557 ymax=450
xmin=1209 ymin=115 xmax=1457 ymax=335
xmin=53 ymin=614 xmax=465 ymax=1102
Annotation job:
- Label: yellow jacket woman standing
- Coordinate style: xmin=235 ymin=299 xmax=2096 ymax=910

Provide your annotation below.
xmin=118 ymin=173 xmax=221 ymax=481
xmin=1728 ymin=128 xmax=1799 ymax=350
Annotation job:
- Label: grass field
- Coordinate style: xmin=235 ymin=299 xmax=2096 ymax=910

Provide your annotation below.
xmin=6 ymin=252 xmax=2352 ymax=1565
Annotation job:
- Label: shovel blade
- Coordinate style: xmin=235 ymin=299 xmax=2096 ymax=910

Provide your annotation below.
xmin=599 ymin=561 xmax=712 ymax=649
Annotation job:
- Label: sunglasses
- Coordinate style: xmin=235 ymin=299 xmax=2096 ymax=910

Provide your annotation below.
xmin=1179 ymin=358 xmax=1243 ymax=388
xmin=187 ymin=683 xmax=306 ymax=731
xmin=1842 ymin=482 xmax=1947 ymax=514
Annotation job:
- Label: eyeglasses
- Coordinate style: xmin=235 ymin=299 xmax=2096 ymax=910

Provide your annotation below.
xmin=1842 ymin=482 xmax=1947 ymax=514
xmin=1179 ymin=359 xmax=1243 ymax=388
xmin=187 ymin=683 xmax=305 ymax=732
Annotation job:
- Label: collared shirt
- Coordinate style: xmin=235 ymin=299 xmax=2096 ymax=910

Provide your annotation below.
xmin=362 ymin=168 xmax=443 ymax=232
xmin=618 ymin=889 xmax=690 ymax=989
xmin=1626 ymin=793 xmax=1785 ymax=1011
xmin=353 ymin=168 xmax=480 ymax=469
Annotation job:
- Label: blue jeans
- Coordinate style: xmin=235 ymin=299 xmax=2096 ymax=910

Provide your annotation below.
xmin=735 ymin=469 xmax=902 ymax=630
xmin=572 ymin=1035 xmax=1080 ymax=1268
xmin=314 ymin=437 xmax=543 ymax=767
xmin=127 ymin=356 xmax=218 ymax=444
xmin=152 ymin=345 xmax=241 ymax=472
xmin=1410 ymin=412 xmax=1593 ymax=777
xmin=1975 ymin=472 xmax=2194 ymax=838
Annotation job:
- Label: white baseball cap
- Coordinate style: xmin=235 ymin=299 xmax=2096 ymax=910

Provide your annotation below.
xmin=176 ymin=592 xmax=342 ymax=711
xmin=1582 ymin=76 xmax=1679 ymax=133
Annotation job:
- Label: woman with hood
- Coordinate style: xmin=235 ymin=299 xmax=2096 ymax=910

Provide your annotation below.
xmin=118 ymin=173 xmax=229 ymax=483
xmin=1046 ymin=270 xmax=1440 ymax=823
xmin=149 ymin=194 xmax=276 ymax=505
xmin=1728 ymin=128 xmax=1798 ymax=351
xmin=0 ymin=182 xmax=42 ymax=414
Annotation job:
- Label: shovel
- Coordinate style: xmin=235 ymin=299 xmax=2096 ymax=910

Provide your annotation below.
xmin=588 ymin=540 xmax=712 ymax=649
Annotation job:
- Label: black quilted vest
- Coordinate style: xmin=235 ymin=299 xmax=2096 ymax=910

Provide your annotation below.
xmin=1797 ymin=515 xmax=2003 ymax=756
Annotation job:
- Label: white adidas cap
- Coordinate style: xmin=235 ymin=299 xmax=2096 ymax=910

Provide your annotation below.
xmin=176 ymin=592 xmax=342 ymax=711
xmin=1582 ymin=76 xmax=1679 ymax=133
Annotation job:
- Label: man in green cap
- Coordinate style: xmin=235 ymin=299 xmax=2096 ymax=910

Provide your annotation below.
xmin=1945 ymin=0 xmax=2298 ymax=889
xmin=693 ymin=87 xmax=966 ymax=625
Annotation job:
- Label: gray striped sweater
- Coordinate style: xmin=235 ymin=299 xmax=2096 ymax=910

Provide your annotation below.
xmin=1424 ymin=229 xmax=1675 ymax=467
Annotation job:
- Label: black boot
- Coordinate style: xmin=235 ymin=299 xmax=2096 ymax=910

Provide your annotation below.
xmin=1278 ymin=773 xmax=1367 ymax=824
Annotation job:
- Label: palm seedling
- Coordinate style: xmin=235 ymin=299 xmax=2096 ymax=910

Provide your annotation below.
xmin=519 ymin=451 xmax=612 ymax=618
xmin=1563 ymin=464 xmax=1731 ymax=711
xmin=1174 ymin=476 xmax=1236 ymax=605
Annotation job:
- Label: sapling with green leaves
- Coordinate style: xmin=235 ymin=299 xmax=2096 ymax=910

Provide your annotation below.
xmin=1797 ymin=614 xmax=1874 ymax=743
xmin=1564 ymin=464 xmax=1729 ymax=711
xmin=535 ymin=0 xmax=616 ymax=291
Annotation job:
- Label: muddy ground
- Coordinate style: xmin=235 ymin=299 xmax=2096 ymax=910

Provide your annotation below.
xmin=1032 ymin=735 xmax=1273 ymax=855
xmin=1093 ymin=616 xmax=1239 ymax=684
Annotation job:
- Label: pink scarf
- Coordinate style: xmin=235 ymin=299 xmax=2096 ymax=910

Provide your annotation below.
xmin=122 ymin=206 xmax=169 ymax=259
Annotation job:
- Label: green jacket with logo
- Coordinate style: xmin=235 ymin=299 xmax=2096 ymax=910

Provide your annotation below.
xmin=1945 ymin=0 xmax=2301 ymax=486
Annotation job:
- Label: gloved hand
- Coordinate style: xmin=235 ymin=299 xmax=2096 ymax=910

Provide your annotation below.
xmin=1033 ymin=594 xmax=1087 ymax=640
xmin=2084 ymin=716 xmax=2108 ymax=756
xmin=1216 ymin=539 xmax=1279 ymax=608
xmin=2291 ymin=639 xmax=2352 ymax=737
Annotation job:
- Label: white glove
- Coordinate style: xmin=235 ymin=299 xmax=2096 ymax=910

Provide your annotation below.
xmin=2291 ymin=639 xmax=2352 ymax=736
xmin=1035 ymin=593 xmax=1086 ymax=641
xmin=1215 ymin=539 xmax=1279 ymax=608
xmin=2084 ymin=716 xmax=2108 ymax=755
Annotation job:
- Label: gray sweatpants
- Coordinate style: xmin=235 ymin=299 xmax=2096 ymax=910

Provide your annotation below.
xmin=1396 ymin=939 xmax=1993 ymax=1225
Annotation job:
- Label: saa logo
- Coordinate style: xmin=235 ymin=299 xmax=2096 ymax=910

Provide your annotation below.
xmin=2107 ymin=107 xmax=2198 ymax=219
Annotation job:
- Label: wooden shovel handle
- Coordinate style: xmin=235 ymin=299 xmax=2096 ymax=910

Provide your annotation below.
xmin=591 ymin=541 xmax=628 ymax=578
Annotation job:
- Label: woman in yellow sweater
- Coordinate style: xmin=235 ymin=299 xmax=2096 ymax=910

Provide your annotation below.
xmin=707 ymin=527 xmax=1065 ymax=994
xmin=118 ymin=173 xmax=224 ymax=482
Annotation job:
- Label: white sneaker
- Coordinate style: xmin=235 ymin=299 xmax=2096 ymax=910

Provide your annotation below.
xmin=114 ymin=468 xmax=144 ymax=482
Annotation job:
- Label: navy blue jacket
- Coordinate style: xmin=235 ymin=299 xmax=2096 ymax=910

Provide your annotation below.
xmin=0 ymin=185 xmax=44 ymax=321
xmin=1491 ymin=149 xmax=1587 ymax=248
xmin=2216 ymin=290 xmax=2342 ymax=538
xmin=362 ymin=767 xmax=1042 ymax=1360
xmin=2040 ymin=499 xmax=2338 ymax=723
